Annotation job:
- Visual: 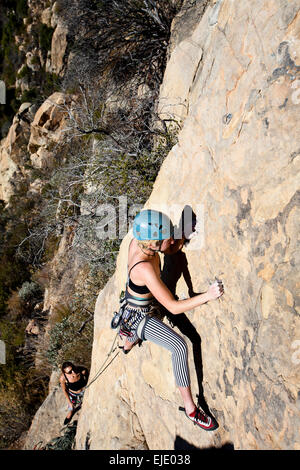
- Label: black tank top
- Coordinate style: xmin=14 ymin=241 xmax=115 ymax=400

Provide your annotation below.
xmin=127 ymin=258 xmax=162 ymax=295
xmin=128 ymin=261 xmax=151 ymax=294
xmin=65 ymin=372 xmax=86 ymax=391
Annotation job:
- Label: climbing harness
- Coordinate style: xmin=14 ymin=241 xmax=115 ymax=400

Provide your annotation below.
xmin=85 ymin=295 xmax=160 ymax=387
xmin=111 ymin=292 xmax=127 ymax=329
xmin=111 ymin=286 xmax=162 ymax=344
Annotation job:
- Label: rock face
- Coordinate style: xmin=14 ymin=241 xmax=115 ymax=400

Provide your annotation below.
xmin=50 ymin=24 xmax=68 ymax=76
xmin=74 ymin=0 xmax=300 ymax=450
xmin=0 ymin=92 xmax=70 ymax=202
xmin=28 ymin=92 xmax=70 ymax=169
xmin=23 ymin=371 xmax=72 ymax=450
xmin=0 ymin=102 xmax=33 ymax=201
xmin=23 ymin=0 xmax=300 ymax=451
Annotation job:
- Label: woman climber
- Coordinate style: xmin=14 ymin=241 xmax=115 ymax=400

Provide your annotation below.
xmin=118 ymin=209 xmax=224 ymax=431
xmin=60 ymin=361 xmax=89 ymax=425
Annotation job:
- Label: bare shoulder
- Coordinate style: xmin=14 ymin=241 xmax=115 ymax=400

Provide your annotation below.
xmin=128 ymin=238 xmax=138 ymax=258
xmin=79 ymin=366 xmax=88 ymax=376
xmin=59 ymin=373 xmax=66 ymax=384
xmin=140 ymin=259 xmax=161 ymax=282
xmin=135 ymin=256 xmax=159 ymax=274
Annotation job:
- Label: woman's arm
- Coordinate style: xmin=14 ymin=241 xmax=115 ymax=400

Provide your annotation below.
xmin=81 ymin=367 xmax=89 ymax=382
xmin=142 ymin=264 xmax=223 ymax=315
xmin=59 ymin=374 xmax=74 ymax=408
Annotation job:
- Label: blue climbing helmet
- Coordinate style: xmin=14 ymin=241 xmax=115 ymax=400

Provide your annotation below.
xmin=133 ymin=209 xmax=174 ymax=241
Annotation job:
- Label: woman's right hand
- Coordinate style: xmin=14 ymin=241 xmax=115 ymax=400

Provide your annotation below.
xmin=206 ymin=280 xmax=224 ymax=301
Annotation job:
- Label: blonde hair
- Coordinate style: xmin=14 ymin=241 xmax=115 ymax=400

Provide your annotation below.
xmin=137 ymin=240 xmax=161 ymax=250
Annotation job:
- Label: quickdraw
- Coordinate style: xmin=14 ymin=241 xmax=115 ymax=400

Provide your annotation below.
xmin=111 ymin=293 xmax=127 ymax=330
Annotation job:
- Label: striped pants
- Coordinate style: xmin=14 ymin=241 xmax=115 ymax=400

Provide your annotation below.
xmin=143 ymin=316 xmax=190 ymax=388
xmin=67 ymin=389 xmax=85 ymax=410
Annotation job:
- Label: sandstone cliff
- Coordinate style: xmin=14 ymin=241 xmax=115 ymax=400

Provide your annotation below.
xmin=75 ymin=0 xmax=300 ymax=450
xmin=24 ymin=0 xmax=300 ymax=450
xmin=0 ymin=0 xmax=69 ymax=202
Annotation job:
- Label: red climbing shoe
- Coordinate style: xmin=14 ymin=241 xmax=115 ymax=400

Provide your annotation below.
xmin=180 ymin=406 xmax=218 ymax=431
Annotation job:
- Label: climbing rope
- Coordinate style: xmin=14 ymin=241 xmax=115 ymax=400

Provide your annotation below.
xmin=33 ymin=333 xmax=120 ymax=450
xmin=84 ymin=332 xmax=120 ymax=389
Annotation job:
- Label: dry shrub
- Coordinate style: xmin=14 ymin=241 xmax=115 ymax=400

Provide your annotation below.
xmin=6 ymin=290 xmax=25 ymax=318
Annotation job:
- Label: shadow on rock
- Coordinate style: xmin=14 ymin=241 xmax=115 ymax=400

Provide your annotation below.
xmin=161 ymin=207 xmax=215 ymax=418
xmin=174 ymin=435 xmax=235 ymax=450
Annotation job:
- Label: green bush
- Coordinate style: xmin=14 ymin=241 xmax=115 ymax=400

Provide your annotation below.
xmin=16 ymin=0 xmax=28 ymax=19
xmin=62 ymin=0 xmax=184 ymax=88
xmin=46 ymin=306 xmax=93 ymax=369
xmin=16 ymin=64 xmax=30 ymax=79
xmin=38 ymin=23 xmax=54 ymax=53
xmin=42 ymin=421 xmax=78 ymax=450
xmin=20 ymin=88 xmax=38 ymax=103
xmin=0 ymin=6 xmax=26 ymax=85
xmin=0 ymin=201 xmax=31 ymax=317
xmin=18 ymin=281 xmax=43 ymax=303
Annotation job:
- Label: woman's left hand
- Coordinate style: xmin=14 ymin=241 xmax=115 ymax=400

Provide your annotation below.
xmin=206 ymin=280 xmax=224 ymax=301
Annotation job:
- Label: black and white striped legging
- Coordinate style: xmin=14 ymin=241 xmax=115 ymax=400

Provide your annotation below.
xmin=143 ymin=316 xmax=190 ymax=388
xmin=120 ymin=297 xmax=190 ymax=388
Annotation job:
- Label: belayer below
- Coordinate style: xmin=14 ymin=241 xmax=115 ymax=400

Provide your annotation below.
xmin=60 ymin=361 xmax=89 ymax=425
xmin=116 ymin=209 xmax=224 ymax=431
